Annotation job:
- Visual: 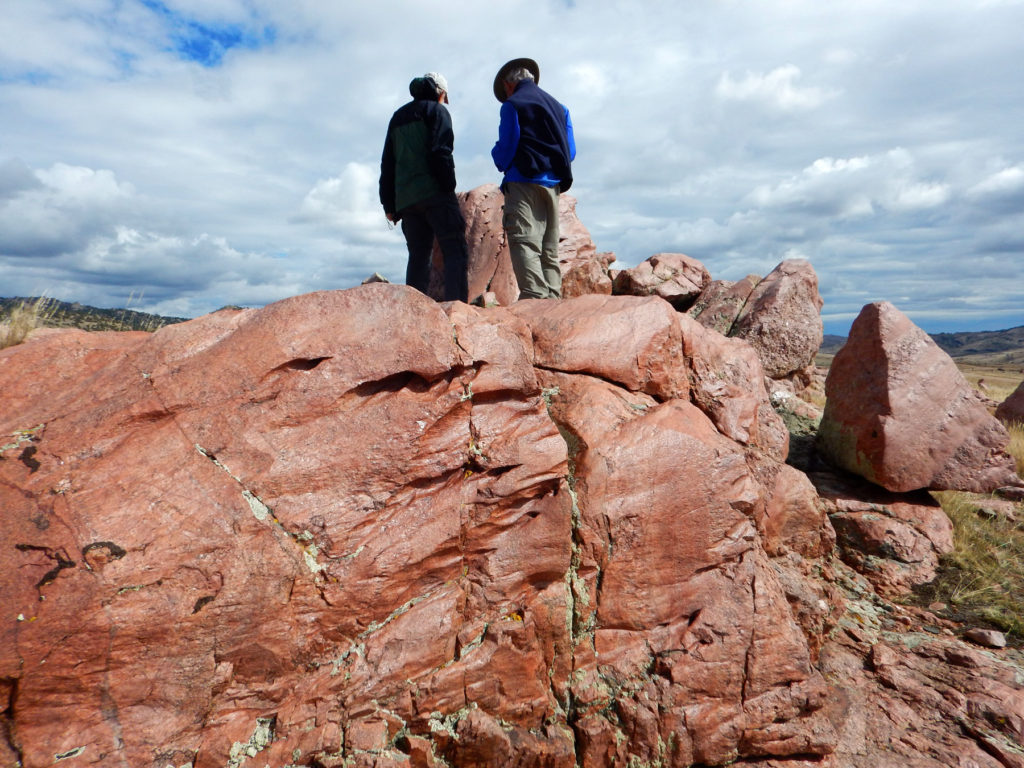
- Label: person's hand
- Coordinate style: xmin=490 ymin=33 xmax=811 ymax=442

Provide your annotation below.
xmin=385 ymin=212 xmax=396 ymax=223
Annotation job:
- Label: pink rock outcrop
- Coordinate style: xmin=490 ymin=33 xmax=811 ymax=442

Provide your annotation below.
xmin=509 ymin=294 xmax=689 ymax=402
xmin=534 ymin=372 xmax=836 ymax=766
xmin=429 ymin=184 xmax=609 ymax=304
xmin=811 ymin=471 xmax=953 ymax=595
xmin=2 ymin=288 xmax=573 ymax=768
xmin=678 ymin=313 xmax=789 ymax=461
xmin=820 ymin=610 xmax=1024 ymax=767
xmin=2 ymin=286 xmax=1022 ymax=768
xmin=561 ymin=252 xmax=614 ymax=299
xmin=1 ymin=286 xmax=837 ymax=768
xmin=818 ymin=301 xmax=1021 ymax=493
xmin=612 ymin=253 xmax=711 ymax=309
xmin=996 ymin=381 xmax=1024 ymax=425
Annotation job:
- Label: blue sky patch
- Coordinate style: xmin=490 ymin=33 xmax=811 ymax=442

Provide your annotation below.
xmin=139 ymin=0 xmax=275 ymax=67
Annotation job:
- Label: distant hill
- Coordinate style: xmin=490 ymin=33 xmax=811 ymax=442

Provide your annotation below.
xmin=819 ymin=334 xmax=847 ymax=355
xmin=0 ymin=297 xmax=189 ymax=333
xmin=820 ymin=325 xmax=1024 ymax=367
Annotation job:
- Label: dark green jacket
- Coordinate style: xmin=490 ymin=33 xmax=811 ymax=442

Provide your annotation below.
xmin=379 ymin=78 xmax=457 ymax=216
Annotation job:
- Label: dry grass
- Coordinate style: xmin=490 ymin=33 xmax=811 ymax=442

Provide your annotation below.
xmin=1010 ymin=422 xmax=1024 ymax=477
xmin=957 ymin=361 xmax=1024 ymax=405
xmin=927 ymin=422 xmax=1024 ymax=639
xmin=0 ymin=297 xmax=53 ymax=350
xmin=919 ymin=387 xmax=1024 ymax=640
xmin=926 ymin=490 xmax=1024 ymax=638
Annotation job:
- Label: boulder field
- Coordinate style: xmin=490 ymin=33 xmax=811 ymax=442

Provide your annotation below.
xmin=2 ymin=278 xmax=1023 ymax=768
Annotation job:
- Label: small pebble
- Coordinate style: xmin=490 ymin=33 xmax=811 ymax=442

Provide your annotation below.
xmin=964 ymin=628 xmax=1006 ymax=649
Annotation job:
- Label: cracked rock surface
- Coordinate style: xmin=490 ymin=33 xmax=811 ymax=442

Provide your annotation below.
xmin=1 ymin=284 xmax=1022 ymax=768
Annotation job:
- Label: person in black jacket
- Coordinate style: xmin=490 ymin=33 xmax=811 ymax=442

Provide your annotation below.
xmin=379 ymin=72 xmax=469 ymax=302
xmin=491 ymin=58 xmax=575 ymax=300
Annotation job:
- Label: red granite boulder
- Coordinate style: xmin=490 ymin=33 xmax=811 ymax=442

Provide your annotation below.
xmin=612 ymin=252 xmax=711 ymax=309
xmin=996 ymin=381 xmax=1024 ymax=426
xmin=730 ymin=260 xmax=824 ymax=379
xmin=432 ymin=183 xmax=518 ymax=304
xmin=810 ymin=470 xmax=953 ymax=595
xmin=6 ymin=283 xmax=1017 ymax=768
xmin=537 ymin=372 xmax=837 ymax=765
xmin=818 ymin=301 xmax=1021 ymax=493
xmin=0 ymin=286 xmax=573 ymax=768
xmin=0 ymin=284 xmax=851 ymax=768
xmin=561 ymin=252 xmax=614 ymax=299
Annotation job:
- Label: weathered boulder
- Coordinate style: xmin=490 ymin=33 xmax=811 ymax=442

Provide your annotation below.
xmin=996 ymin=380 xmax=1024 ymax=425
xmin=612 ymin=252 xmax=711 ymax=310
xmin=429 ymin=184 xmax=608 ymax=305
xmin=756 ymin=463 xmax=836 ymax=559
xmin=561 ymin=252 xmax=614 ymax=299
xmin=555 ymin=192 xmax=598 ymax=263
xmin=818 ymin=301 xmax=1021 ymax=493
xmin=688 ymin=274 xmax=761 ymax=336
xmin=509 ymin=294 xmax=689 ymax=402
xmin=730 ymin=260 xmax=824 ymax=380
xmin=431 ymin=183 xmax=518 ymax=304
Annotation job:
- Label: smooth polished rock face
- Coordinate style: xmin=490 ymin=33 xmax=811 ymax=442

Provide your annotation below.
xmin=0 ymin=285 xmax=837 ymax=768
xmin=817 ymin=301 xmax=1021 ymax=493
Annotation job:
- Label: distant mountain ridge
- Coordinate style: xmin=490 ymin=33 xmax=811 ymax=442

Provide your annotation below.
xmin=1 ymin=296 xmax=188 ymax=333
xmin=821 ymin=325 xmax=1024 ymax=366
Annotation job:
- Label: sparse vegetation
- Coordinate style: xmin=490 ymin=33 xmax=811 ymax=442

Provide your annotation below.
xmin=923 ymin=488 xmax=1024 ymax=639
xmin=0 ymin=297 xmax=54 ymax=349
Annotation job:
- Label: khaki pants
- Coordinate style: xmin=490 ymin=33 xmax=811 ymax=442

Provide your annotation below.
xmin=502 ymin=182 xmax=561 ymax=299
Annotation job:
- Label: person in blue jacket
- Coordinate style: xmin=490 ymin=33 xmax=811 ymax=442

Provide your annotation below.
xmin=379 ymin=72 xmax=469 ymax=303
xmin=491 ymin=58 xmax=576 ymax=300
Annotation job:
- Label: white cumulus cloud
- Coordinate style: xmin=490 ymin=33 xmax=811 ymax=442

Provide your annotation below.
xmin=715 ymin=65 xmax=835 ymax=110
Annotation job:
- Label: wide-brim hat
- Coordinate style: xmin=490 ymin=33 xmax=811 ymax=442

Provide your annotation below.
xmin=493 ymin=57 xmax=540 ymax=102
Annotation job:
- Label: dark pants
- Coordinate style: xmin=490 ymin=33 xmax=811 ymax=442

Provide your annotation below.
xmin=400 ymin=193 xmax=470 ymax=303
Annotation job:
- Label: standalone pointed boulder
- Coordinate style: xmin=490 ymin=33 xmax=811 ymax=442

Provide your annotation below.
xmin=817 ymin=301 xmax=1021 ymax=493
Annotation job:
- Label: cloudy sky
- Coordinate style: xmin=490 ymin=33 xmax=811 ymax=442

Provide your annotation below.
xmin=2 ymin=0 xmax=1023 ymax=334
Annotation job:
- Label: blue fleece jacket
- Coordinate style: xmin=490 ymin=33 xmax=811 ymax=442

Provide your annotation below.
xmin=491 ymin=80 xmax=576 ymax=189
